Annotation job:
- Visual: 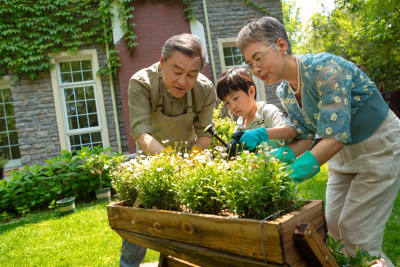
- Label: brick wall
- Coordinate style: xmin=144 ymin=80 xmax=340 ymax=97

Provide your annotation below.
xmin=116 ymin=0 xmax=211 ymax=153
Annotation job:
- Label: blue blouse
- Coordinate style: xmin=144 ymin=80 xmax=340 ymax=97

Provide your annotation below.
xmin=276 ymin=52 xmax=388 ymax=144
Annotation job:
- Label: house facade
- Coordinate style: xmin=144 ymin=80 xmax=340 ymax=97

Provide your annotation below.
xmin=1 ymin=0 xmax=283 ymax=170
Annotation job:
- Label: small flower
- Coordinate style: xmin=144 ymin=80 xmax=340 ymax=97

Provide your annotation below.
xmin=318 ymin=101 xmax=323 ymax=107
xmin=331 ymin=59 xmax=337 ymax=64
xmin=341 ymin=132 xmax=348 ymax=140
xmin=326 ymin=127 xmax=333 ymax=135
xmin=305 ymin=118 xmax=311 ymax=124
xmin=297 ymin=128 xmax=304 ymax=134
xmin=369 ymin=92 xmax=373 ymax=96
xmin=346 ymin=75 xmax=352 ymax=80
xmin=285 ymin=97 xmax=290 ymax=104
xmin=334 ymin=83 xmax=339 ymax=91
xmin=344 ymin=98 xmax=349 ymax=105
xmin=290 ymin=98 xmax=296 ymax=104
xmin=317 ymin=81 xmax=322 ymax=88
xmin=330 ymin=68 xmax=337 ymax=74
xmin=157 ymin=167 xmax=163 ymax=172
xmin=314 ymin=113 xmax=319 ymax=120
xmin=293 ymin=120 xmax=299 ymax=125
xmin=330 ymin=113 xmax=338 ymax=121
xmin=305 ymin=72 xmax=310 ymax=78
xmin=363 ymin=85 xmax=368 ymax=91
xmin=342 ymin=88 xmax=347 ymax=95
xmin=360 ymin=75 xmax=365 ymax=81
xmin=351 ymin=82 xmax=355 ymax=88
xmin=316 ymin=65 xmax=323 ymax=70
xmin=334 ymin=96 xmax=342 ymax=103
xmin=354 ymin=96 xmax=361 ymax=101
xmin=308 ymin=134 xmax=314 ymax=139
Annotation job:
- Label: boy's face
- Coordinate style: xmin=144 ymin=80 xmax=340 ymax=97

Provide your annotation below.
xmin=223 ymin=86 xmax=256 ymax=117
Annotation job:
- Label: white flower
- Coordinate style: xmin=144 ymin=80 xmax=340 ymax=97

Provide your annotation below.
xmin=157 ymin=167 xmax=163 ymax=172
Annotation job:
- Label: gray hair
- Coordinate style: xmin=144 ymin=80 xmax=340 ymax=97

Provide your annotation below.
xmin=162 ymin=33 xmax=207 ymax=69
xmin=237 ymin=16 xmax=292 ymax=55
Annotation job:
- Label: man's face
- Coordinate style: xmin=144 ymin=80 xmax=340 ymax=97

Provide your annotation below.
xmin=160 ymin=51 xmax=202 ymax=98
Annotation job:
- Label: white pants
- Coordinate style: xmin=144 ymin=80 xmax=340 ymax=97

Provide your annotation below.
xmin=326 ymin=110 xmax=400 ymax=257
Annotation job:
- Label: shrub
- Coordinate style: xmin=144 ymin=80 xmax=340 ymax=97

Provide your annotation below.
xmin=112 ymin=148 xmax=304 ymax=220
xmin=0 ymin=146 xmax=125 ymax=215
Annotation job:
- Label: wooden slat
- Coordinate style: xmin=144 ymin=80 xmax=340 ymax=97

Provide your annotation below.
xmin=107 ymin=204 xmax=283 ymax=263
xmin=294 ymin=223 xmax=338 ymax=267
xmin=274 ymin=201 xmax=327 ymax=266
xmin=159 ymin=254 xmax=200 ymax=267
xmin=115 ymin=228 xmax=284 ymax=267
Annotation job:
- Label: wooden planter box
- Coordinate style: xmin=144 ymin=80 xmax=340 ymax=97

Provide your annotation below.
xmin=107 ymin=200 xmax=331 ymax=266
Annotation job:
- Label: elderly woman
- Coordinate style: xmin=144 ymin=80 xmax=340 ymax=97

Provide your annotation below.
xmin=236 ymin=16 xmax=400 ymax=258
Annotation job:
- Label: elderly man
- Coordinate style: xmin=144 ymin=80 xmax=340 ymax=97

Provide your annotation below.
xmin=121 ymin=33 xmax=216 ymax=266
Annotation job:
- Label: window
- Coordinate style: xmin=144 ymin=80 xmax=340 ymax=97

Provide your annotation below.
xmin=0 ymin=85 xmax=20 ymax=161
xmin=50 ymin=50 xmax=110 ymax=152
xmin=217 ymin=38 xmax=267 ymax=102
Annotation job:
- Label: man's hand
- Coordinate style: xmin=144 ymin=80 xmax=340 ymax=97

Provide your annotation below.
xmin=239 ymin=128 xmax=269 ymax=151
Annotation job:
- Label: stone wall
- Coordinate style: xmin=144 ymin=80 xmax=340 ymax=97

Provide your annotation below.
xmin=191 ymin=0 xmax=284 ymax=108
xmin=10 ymin=43 xmax=127 ymax=167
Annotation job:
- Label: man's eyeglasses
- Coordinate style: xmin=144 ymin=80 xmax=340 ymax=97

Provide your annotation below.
xmin=246 ymin=43 xmax=275 ymax=71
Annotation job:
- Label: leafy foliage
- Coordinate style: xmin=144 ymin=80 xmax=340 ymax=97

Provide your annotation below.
xmin=0 ymin=0 xmax=196 ymax=79
xmin=0 ymin=146 xmax=124 ymax=215
xmin=211 ymin=102 xmax=236 ymax=148
xmin=281 ymin=0 xmax=305 ymax=53
xmin=296 ymin=0 xmax=400 ymax=91
xmin=0 ymin=154 xmax=9 ymax=168
xmin=113 ymin=148 xmax=304 ymax=219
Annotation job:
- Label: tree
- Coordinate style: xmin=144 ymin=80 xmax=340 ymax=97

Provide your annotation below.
xmin=281 ymin=0 xmax=305 ymax=53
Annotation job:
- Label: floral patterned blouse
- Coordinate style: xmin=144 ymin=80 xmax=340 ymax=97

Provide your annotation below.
xmin=276 ymin=52 xmax=380 ymax=144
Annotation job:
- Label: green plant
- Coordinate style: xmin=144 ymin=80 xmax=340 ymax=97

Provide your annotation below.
xmin=327 ymin=233 xmax=379 ymax=266
xmin=0 ymin=154 xmax=9 ymax=168
xmin=113 ymin=147 xmax=304 ymax=220
xmin=211 ymin=102 xmax=236 ymax=147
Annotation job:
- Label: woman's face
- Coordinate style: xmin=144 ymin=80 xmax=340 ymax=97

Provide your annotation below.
xmin=222 ymin=86 xmax=256 ymax=118
xmin=242 ymin=42 xmax=284 ymax=85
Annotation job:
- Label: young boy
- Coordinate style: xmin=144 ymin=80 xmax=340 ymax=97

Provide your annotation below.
xmin=216 ymin=67 xmax=297 ymax=152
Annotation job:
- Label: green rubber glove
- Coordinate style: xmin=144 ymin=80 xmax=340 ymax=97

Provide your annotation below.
xmin=239 ymin=127 xmax=269 ymax=151
xmin=271 ymin=146 xmax=296 ymax=164
xmin=289 ymin=151 xmax=320 ymax=183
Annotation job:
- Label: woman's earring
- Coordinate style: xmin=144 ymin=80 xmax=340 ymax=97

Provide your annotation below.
xmin=284 ymin=51 xmax=287 ymax=55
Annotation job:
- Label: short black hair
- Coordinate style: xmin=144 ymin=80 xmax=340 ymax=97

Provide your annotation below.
xmin=216 ymin=67 xmax=256 ymax=101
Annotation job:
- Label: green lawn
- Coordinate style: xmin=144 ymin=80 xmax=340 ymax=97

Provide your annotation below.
xmin=0 ymin=165 xmax=398 ymax=266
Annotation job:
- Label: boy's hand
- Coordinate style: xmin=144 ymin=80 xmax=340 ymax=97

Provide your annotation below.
xmin=239 ymin=128 xmax=269 ymax=151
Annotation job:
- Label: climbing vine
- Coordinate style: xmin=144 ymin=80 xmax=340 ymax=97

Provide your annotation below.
xmin=242 ymin=0 xmax=275 ymax=17
xmin=0 ymin=0 xmax=196 ymax=79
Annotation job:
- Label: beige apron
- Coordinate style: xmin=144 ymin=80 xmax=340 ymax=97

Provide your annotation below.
xmin=150 ymin=81 xmax=196 ymax=153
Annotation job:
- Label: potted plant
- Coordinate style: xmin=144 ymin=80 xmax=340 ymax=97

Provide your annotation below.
xmin=109 ymin=149 xmax=332 ymax=266
xmin=56 ymin=197 xmax=76 ymax=216
xmin=0 ymin=154 xmax=9 ymax=180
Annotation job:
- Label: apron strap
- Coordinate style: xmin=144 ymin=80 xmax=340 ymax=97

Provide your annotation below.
xmin=186 ymin=90 xmax=193 ymax=113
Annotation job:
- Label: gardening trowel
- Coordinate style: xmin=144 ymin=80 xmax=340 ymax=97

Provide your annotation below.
xmin=204 ymin=124 xmax=245 ymax=159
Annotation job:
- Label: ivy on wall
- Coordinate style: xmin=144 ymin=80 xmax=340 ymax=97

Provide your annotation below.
xmin=0 ymin=0 xmax=196 ymax=79
xmin=0 ymin=0 xmax=273 ymax=80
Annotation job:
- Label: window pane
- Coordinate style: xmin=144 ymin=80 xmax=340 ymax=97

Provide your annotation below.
xmin=86 ymin=100 xmax=96 ymax=113
xmin=71 ymin=144 xmax=82 ymax=151
xmin=60 ymin=62 xmax=71 ymax=72
xmin=0 ymin=147 xmax=10 ymax=159
xmin=72 ymin=72 xmax=82 ymax=83
xmin=223 ymin=47 xmax=232 ymax=56
xmin=66 ymin=103 xmax=76 ymax=116
xmin=64 ymin=88 xmax=75 ymax=102
xmin=224 ymin=57 xmax=233 ymax=66
xmin=234 ymin=55 xmax=244 ymax=65
xmin=0 ymin=132 xmax=8 ymax=146
xmin=5 ymin=103 xmax=14 ymax=117
xmin=81 ymin=133 xmax=91 ymax=144
xmin=9 ymin=131 xmax=18 ymax=145
xmin=1 ymin=89 xmax=11 ymax=102
xmin=85 ymin=86 xmax=94 ymax=99
xmin=78 ymin=115 xmax=89 ymax=128
xmin=75 ymin=87 xmax=85 ymax=100
xmin=61 ymin=73 xmax=72 ymax=83
xmin=92 ymin=132 xmax=102 ymax=142
xmin=6 ymin=117 xmax=16 ymax=130
xmin=11 ymin=145 xmax=20 ymax=159
xmin=71 ymin=61 xmax=81 ymax=71
xmin=89 ymin=114 xmax=99 ymax=127
xmin=82 ymin=71 xmax=93 ymax=81
xmin=70 ymin=134 xmax=81 ymax=146
xmin=0 ymin=118 xmax=6 ymax=131
xmin=81 ymin=60 xmax=92 ymax=71
xmin=76 ymin=102 xmax=86 ymax=115
xmin=68 ymin=116 xmax=78 ymax=130
xmin=0 ymin=104 xmax=4 ymax=117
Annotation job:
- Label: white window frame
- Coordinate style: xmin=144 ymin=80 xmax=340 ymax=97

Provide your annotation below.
xmin=49 ymin=49 xmax=110 ymax=151
xmin=0 ymin=76 xmax=21 ymax=169
xmin=217 ymin=37 xmax=267 ymax=102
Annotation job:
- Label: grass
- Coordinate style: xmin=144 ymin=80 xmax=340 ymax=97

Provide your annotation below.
xmin=0 ymin=164 xmax=398 ymax=266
